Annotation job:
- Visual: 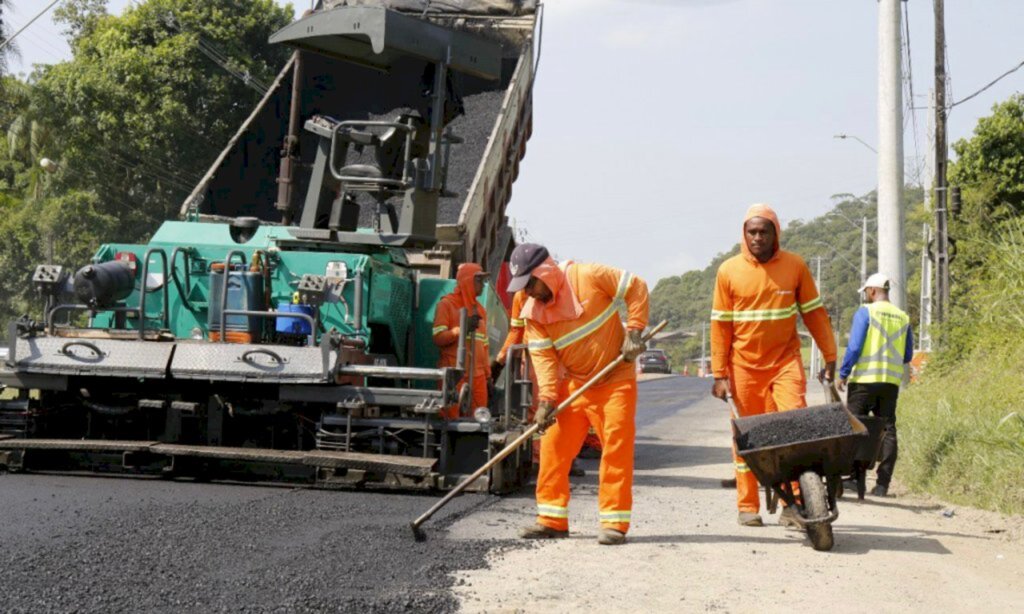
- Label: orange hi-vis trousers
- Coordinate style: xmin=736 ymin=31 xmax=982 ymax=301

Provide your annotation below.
xmin=536 ymin=377 xmax=637 ymax=534
xmin=730 ymin=356 xmax=807 ymax=514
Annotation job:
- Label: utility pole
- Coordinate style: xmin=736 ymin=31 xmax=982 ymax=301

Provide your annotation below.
xmin=861 ymin=215 xmax=868 ymax=284
xmin=934 ymin=0 xmax=951 ymax=323
xmin=920 ymin=223 xmax=933 ymax=351
xmin=809 ymin=256 xmax=823 ymax=379
xmin=700 ymin=322 xmax=707 ymax=377
xmin=920 ymin=89 xmax=936 ymax=351
xmin=878 ymin=0 xmax=906 ymax=310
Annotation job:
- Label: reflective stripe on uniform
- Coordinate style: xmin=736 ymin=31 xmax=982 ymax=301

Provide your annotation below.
xmin=599 ymin=510 xmax=632 ymax=523
xmin=735 ymin=461 xmax=751 ymax=473
xmin=528 ymin=338 xmax=554 ymax=351
xmin=549 ymin=271 xmax=632 ymax=351
xmin=850 ymin=303 xmax=910 ymax=385
xmin=712 ymin=305 xmax=798 ymax=322
xmin=537 ymin=504 xmax=569 ymax=519
xmin=799 ymin=296 xmax=824 ymax=313
xmin=511 ymin=318 xmax=526 ymax=328
xmin=474 ymin=333 xmax=489 ymax=345
xmin=432 ymin=326 xmax=448 ymax=335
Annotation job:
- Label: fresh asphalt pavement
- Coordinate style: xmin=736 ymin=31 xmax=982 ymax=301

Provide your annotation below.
xmin=2 ymin=376 xmax=1022 ymax=613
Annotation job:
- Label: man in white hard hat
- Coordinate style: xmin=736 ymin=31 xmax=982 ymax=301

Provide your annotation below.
xmin=838 ymin=273 xmax=914 ymax=497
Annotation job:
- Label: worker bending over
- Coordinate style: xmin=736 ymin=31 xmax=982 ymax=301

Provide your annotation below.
xmin=711 ymin=204 xmax=837 ymax=527
xmin=509 ymin=243 xmax=649 ymax=546
xmin=433 ymin=263 xmax=490 ymax=420
xmin=838 ymin=273 xmax=913 ymax=497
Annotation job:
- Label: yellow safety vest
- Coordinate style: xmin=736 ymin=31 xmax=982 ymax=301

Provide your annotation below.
xmin=849 ymin=301 xmax=910 ymax=386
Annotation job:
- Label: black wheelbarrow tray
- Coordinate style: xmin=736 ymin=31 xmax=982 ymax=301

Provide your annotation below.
xmin=732 ymin=404 xmax=867 ymax=551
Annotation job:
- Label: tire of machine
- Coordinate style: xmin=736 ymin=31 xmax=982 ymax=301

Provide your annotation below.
xmin=798 ymin=470 xmax=835 ymax=552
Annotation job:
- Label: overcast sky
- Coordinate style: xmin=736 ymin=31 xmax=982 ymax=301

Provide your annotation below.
xmin=7 ymin=0 xmax=1024 ymax=284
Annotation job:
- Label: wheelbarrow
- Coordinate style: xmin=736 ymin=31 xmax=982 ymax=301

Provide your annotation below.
xmin=822 ymin=385 xmax=887 ymax=500
xmin=732 ymin=399 xmax=867 ymax=551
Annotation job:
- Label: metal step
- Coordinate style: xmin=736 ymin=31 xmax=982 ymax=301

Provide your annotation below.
xmin=0 ymin=399 xmax=30 ymax=438
xmin=0 ymin=439 xmax=437 ymax=477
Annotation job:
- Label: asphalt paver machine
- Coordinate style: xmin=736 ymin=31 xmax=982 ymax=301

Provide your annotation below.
xmin=0 ymin=3 xmax=540 ymax=493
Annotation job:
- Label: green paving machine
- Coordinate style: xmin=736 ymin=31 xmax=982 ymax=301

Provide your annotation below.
xmin=0 ymin=2 xmax=541 ymax=492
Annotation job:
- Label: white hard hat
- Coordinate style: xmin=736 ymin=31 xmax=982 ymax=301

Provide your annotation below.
xmin=858 ymin=272 xmax=891 ymax=292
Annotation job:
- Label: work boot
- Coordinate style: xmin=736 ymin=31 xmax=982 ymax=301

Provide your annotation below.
xmin=597 ymin=528 xmax=626 ymax=546
xmin=519 ymin=523 xmax=569 ymax=540
xmin=871 ymin=484 xmax=889 ymax=497
xmin=569 ymin=460 xmax=586 ymax=478
xmin=737 ymin=512 xmax=763 ymax=527
xmin=778 ymin=506 xmax=802 ymax=530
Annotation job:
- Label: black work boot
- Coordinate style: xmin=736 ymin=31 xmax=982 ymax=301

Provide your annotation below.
xmin=871 ymin=483 xmax=889 ymax=497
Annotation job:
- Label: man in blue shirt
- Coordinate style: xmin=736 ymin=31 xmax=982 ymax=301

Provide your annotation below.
xmin=838 ymin=273 xmax=913 ymax=497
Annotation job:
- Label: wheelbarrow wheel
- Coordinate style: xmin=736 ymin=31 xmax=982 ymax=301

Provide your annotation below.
xmin=798 ymin=471 xmax=834 ymax=552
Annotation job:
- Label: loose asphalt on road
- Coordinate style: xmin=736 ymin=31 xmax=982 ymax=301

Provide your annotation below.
xmin=2 ymin=376 xmax=1022 ymax=613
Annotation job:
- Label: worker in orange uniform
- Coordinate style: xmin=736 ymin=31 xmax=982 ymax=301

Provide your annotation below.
xmin=433 ymin=263 xmax=490 ymax=420
xmin=508 ymin=243 xmax=649 ymax=546
xmin=492 ymin=291 xmax=587 ymax=475
xmin=711 ymin=204 xmax=837 ymax=528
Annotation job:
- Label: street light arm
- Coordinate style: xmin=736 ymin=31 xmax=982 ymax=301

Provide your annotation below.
xmin=833 ymin=133 xmax=878 ymax=154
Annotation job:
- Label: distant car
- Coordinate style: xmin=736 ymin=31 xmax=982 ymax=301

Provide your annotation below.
xmin=638 ymin=349 xmax=672 ymax=374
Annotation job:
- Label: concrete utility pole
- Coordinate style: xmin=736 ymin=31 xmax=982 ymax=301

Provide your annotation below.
xmin=861 ymin=215 xmax=868 ymax=284
xmin=920 ymin=223 xmax=934 ymax=351
xmin=920 ymin=89 xmax=936 ymax=351
xmin=809 ymin=256 xmax=823 ymax=379
xmin=700 ymin=322 xmax=707 ymax=377
xmin=877 ymin=0 xmax=907 ymax=309
xmin=934 ymin=0 xmax=951 ymax=323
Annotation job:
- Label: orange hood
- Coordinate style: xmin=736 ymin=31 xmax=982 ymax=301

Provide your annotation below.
xmin=741 ymin=203 xmax=781 ymax=262
xmin=453 ymin=263 xmax=485 ymax=316
xmin=521 ymin=258 xmax=584 ymax=325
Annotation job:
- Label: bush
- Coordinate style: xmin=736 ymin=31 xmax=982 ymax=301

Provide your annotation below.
xmin=899 ymin=220 xmax=1024 ymax=514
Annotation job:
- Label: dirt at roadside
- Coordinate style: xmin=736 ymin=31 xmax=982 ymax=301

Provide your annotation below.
xmin=449 ymin=377 xmax=1024 ymax=613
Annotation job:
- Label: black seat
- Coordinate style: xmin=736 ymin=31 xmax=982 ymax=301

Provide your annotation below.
xmin=339 ymin=164 xmax=383 ymax=179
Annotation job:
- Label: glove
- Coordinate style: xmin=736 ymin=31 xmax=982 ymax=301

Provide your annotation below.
xmin=621 ymin=329 xmax=646 ymax=362
xmin=490 ymin=359 xmax=504 ymax=381
xmin=534 ymin=400 xmax=557 ymax=434
xmin=466 ymin=314 xmax=482 ymax=331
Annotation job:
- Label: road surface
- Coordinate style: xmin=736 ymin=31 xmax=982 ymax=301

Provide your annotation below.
xmin=1 ymin=376 xmax=1021 ymax=613
xmin=450 ymin=376 xmax=1024 ymax=613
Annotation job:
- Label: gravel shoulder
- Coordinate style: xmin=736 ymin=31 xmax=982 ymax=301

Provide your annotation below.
xmin=449 ymin=376 xmax=1024 ymax=613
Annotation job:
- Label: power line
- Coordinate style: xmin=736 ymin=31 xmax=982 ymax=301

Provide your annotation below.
xmin=950 ymin=57 xmax=1024 ymax=110
xmin=0 ymin=0 xmax=62 ymax=52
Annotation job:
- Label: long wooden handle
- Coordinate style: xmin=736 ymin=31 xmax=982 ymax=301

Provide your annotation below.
xmin=411 ymin=320 xmax=667 ymax=532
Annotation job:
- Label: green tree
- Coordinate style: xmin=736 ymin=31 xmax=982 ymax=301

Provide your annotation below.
xmin=30 ymin=0 xmax=293 ymax=242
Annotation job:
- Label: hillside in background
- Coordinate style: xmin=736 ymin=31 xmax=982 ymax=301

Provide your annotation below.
xmin=650 ymin=188 xmax=926 ymax=368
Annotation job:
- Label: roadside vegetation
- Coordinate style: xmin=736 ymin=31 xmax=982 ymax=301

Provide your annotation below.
xmin=0 ymin=0 xmax=292 ymax=330
xmin=899 ymin=95 xmax=1024 ymax=515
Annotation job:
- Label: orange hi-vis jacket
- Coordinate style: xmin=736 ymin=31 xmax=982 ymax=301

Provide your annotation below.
xmin=711 ymin=205 xmax=837 ymax=377
xmin=496 ymin=290 xmax=527 ymax=366
xmin=433 ymin=265 xmax=489 ymax=380
xmin=525 ymin=263 xmax=649 ymax=402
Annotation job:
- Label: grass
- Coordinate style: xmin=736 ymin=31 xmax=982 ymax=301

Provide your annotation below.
xmin=899 ymin=344 xmax=1024 ymax=515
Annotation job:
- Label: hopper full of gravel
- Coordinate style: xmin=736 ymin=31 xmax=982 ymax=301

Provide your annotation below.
xmin=734 ymin=403 xmax=853 ymax=451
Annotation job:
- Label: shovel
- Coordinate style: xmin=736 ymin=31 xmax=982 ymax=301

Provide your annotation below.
xmin=410 ymin=320 xmax=667 ymax=541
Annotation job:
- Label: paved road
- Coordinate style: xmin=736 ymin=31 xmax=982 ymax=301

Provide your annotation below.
xmin=2 ymin=376 xmax=1022 ymax=613
xmin=451 ymin=376 xmax=1024 ymax=613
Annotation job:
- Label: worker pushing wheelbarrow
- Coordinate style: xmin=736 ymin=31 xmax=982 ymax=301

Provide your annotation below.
xmin=730 ymin=388 xmax=868 ymax=551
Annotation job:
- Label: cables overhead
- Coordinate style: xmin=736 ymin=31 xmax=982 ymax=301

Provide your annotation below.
xmin=950 ymin=57 xmax=1024 ymax=110
xmin=162 ymin=12 xmax=270 ymax=96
